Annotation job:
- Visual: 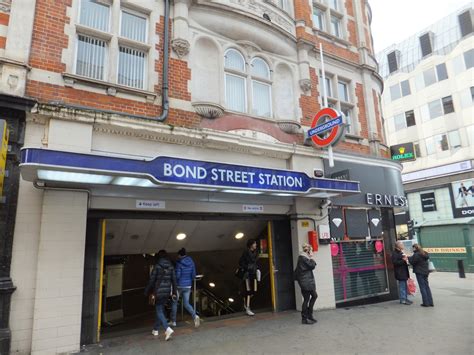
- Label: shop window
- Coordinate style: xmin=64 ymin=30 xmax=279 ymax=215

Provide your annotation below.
xmin=405 ymin=110 xmax=416 ymax=127
xmin=442 ymin=95 xmax=454 ymax=114
xmin=400 ymin=80 xmax=411 ymax=97
xmin=448 ymin=130 xmax=462 ymax=149
xmin=464 ymin=48 xmax=474 ymax=69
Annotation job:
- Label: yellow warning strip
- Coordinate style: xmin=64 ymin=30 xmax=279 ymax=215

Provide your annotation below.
xmin=267 ymin=221 xmax=276 ymax=311
xmin=97 ymin=219 xmax=106 ymax=342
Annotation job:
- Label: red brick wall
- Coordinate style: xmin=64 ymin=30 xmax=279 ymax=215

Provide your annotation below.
xmin=355 ymin=83 xmax=368 ymax=139
xmin=0 ymin=12 xmax=9 ymax=49
xmin=299 ymin=68 xmax=321 ymax=127
xmin=294 ymin=0 xmax=313 ymax=27
xmin=345 ymin=0 xmax=355 ymax=17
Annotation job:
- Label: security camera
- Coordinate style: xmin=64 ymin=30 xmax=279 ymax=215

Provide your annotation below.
xmin=319 ymin=199 xmax=332 ymax=209
xmin=313 ymin=168 xmax=324 ymax=178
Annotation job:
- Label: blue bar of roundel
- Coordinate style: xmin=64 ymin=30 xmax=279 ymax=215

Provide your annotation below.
xmin=308 ymin=116 xmax=342 ymax=137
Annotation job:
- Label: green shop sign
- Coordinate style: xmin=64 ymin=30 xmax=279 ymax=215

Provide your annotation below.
xmin=390 ymin=143 xmax=416 ymax=162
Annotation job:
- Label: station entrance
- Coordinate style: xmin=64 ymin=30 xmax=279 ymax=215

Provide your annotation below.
xmin=80 ymin=213 xmax=295 ymax=345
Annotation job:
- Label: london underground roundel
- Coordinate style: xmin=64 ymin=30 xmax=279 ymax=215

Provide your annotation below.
xmin=308 ymin=107 xmax=346 ymax=148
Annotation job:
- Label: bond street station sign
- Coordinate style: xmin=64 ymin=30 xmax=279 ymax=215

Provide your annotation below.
xmin=390 ymin=143 xmax=415 ymax=162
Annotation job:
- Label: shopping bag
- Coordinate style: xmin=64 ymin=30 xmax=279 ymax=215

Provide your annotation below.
xmin=428 ymin=260 xmax=436 ymax=273
xmin=407 ymin=278 xmax=416 ymax=295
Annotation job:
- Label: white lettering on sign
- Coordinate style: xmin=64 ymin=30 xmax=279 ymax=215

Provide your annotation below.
xmin=136 ymin=200 xmax=166 ymax=209
xmin=366 ymin=193 xmax=408 ymax=207
xmin=243 ymin=205 xmax=264 ymax=213
xmin=424 ymin=247 xmax=466 ymax=254
xmin=318 ymin=224 xmax=330 ymax=239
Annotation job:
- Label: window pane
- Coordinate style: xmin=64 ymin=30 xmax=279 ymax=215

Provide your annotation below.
xmin=251 ymin=58 xmax=270 ymax=79
xmin=394 ymin=113 xmax=406 ymax=131
xmin=331 ymin=16 xmax=341 ymax=37
xmin=320 ymin=75 xmax=332 ymax=98
xmin=225 ymin=74 xmax=246 ymax=112
xmin=423 ymin=68 xmax=436 ymax=87
xmin=464 ymin=49 xmax=474 ymax=69
xmin=461 ymin=87 xmax=473 ymax=108
xmin=448 ymin=130 xmax=461 ymax=149
xmin=341 ymin=107 xmax=352 ymax=133
xmin=390 ymin=84 xmax=401 ymax=101
xmin=425 ymin=137 xmax=435 ymax=155
xmin=414 ymin=143 xmax=421 ymax=158
xmin=420 ymin=104 xmax=430 ymax=122
xmin=225 ymin=50 xmax=245 ymax=72
xmin=428 ymin=99 xmax=442 ymax=119
xmin=400 ymin=80 xmax=411 ymax=96
xmin=435 ymin=134 xmax=449 ymax=152
xmin=442 ymin=95 xmax=454 ymax=114
xmin=118 ymin=47 xmax=145 ymax=89
xmin=121 ymin=11 xmax=147 ymax=43
xmin=329 ymin=0 xmax=338 ymax=10
xmin=436 ymin=63 xmax=448 ymax=81
xmin=76 ymin=35 xmax=106 ymax=80
xmin=452 ymin=55 xmax=465 ymax=75
xmin=405 ymin=110 xmax=416 ymax=127
xmin=252 ymin=81 xmax=271 ymax=117
xmin=80 ymin=0 xmax=109 ymax=32
xmin=338 ymin=82 xmax=349 ymax=101
xmin=313 ymin=8 xmax=324 ymax=30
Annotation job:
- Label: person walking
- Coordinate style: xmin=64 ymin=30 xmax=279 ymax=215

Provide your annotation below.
xmin=145 ymin=250 xmax=177 ymax=340
xmin=239 ymin=239 xmax=259 ymax=316
xmin=408 ymin=244 xmax=434 ymax=307
xmin=391 ymin=241 xmax=412 ymax=305
xmin=170 ymin=248 xmax=200 ymax=328
xmin=295 ymin=243 xmax=318 ymax=324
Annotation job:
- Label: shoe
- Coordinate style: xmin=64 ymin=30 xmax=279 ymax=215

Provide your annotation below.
xmin=401 ymin=301 xmax=411 ymax=305
xmin=170 ymin=321 xmax=176 ymax=327
xmin=246 ymin=308 xmax=255 ymax=316
xmin=308 ymin=317 xmax=318 ymax=323
xmin=194 ymin=315 xmax=200 ymax=328
xmin=405 ymin=300 xmax=413 ymax=305
xmin=165 ymin=327 xmax=174 ymax=341
xmin=152 ymin=330 xmax=159 ymax=336
xmin=302 ymin=318 xmax=315 ymax=325
xmin=429 ymin=304 xmax=434 ymax=307
xmin=420 ymin=304 xmax=429 ymax=307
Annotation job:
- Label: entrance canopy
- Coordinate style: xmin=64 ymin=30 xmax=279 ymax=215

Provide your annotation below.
xmin=20 ymin=148 xmax=360 ymax=198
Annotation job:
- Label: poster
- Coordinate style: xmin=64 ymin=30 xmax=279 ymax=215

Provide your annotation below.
xmin=450 ymin=179 xmax=474 ymax=218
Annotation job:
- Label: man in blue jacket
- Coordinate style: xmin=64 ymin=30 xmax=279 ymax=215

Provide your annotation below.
xmin=170 ymin=248 xmax=200 ymax=327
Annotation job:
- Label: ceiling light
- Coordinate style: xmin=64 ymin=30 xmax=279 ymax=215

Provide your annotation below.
xmin=209 ymin=282 xmax=216 ymax=288
xmin=113 ymin=177 xmax=157 ymax=187
xmin=235 ymin=232 xmax=244 ymax=240
xmin=273 ymin=193 xmax=294 ymax=197
xmin=221 ymin=189 xmax=263 ymax=195
xmin=176 ymin=233 xmax=186 ymax=240
xmin=38 ymin=170 xmax=113 ymax=184
xmin=228 ymin=298 xmax=234 ymax=303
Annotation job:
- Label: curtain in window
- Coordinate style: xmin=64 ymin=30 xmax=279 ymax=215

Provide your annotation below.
xmin=121 ymin=11 xmax=147 ymax=43
xmin=251 ymin=58 xmax=270 ymax=79
xmin=225 ymin=50 xmax=245 ymax=71
xmin=76 ymin=35 xmax=106 ymax=80
xmin=225 ymin=74 xmax=246 ymax=112
xmin=80 ymin=0 xmax=109 ymax=32
xmin=252 ymin=81 xmax=271 ymax=117
xmin=118 ymin=47 xmax=146 ymax=89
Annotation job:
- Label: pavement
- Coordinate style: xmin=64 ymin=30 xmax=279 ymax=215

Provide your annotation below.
xmin=79 ymin=272 xmax=474 ymax=355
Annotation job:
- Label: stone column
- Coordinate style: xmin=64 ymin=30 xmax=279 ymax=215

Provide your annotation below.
xmin=171 ymin=0 xmax=192 ymax=58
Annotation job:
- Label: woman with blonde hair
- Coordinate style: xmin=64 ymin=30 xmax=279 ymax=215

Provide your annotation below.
xmin=294 ymin=243 xmax=318 ymax=324
xmin=408 ymin=244 xmax=434 ymax=307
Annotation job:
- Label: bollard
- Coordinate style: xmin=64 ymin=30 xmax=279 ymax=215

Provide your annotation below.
xmin=457 ymin=260 xmax=466 ymax=278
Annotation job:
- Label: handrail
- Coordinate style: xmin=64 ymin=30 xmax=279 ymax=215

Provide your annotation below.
xmin=200 ymin=288 xmax=235 ymax=313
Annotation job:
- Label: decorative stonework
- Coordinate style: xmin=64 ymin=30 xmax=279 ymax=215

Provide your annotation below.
xmin=192 ymin=102 xmax=225 ymax=119
xmin=299 ymin=79 xmax=312 ymax=92
xmin=276 ymin=119 xmax=301 ymax=134
xmin=171 ymin=38 xmax=190 ymax=58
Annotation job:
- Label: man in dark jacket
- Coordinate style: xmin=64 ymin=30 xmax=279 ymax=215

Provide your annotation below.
xmin=170 ymin=248 xmax=200 ymax=327
xmin=409 ymin=243 xmax=434 ymax=307
xmin=295 ymin=243 xmax=318 ymax=324
xmin=145 ymin=250 xmax=177 ymax=340
xmin=391 ymin=241 xmax=412 ymax=305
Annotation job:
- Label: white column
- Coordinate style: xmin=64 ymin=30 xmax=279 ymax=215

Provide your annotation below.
xmin=30 ymin=190 xmax=88 ymax=355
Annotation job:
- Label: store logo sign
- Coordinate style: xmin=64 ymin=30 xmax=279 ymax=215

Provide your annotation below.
xmin=307 ymin=108 xmax=346 ymax=148
xmin=366 ymin=193 xmax=408 ymax=207
xmin=390 ymin=143 xmax=416 ymax=162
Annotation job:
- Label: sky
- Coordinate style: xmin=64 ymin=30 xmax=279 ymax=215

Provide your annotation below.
xmin=370 ymin=0 xmax=472 ymax=53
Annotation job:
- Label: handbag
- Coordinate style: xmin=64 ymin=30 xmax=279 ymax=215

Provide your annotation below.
xmin=148 ymin=294 xmax=156 ymax=306
xmin=407 ymin=278 xmax=416 ymax=295
xmin=428 ymin=260 xmax=436 ymax=273
xmin=234 ymin=267 xmax=245 ymax=279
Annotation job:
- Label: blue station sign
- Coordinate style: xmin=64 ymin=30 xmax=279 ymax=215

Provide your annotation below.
xmin=20 ymin=148 xmax=360 ymax=195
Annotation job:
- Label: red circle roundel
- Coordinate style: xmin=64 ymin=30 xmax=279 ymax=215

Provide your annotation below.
xmin=309 ymin=107 xmax=344 ymax=148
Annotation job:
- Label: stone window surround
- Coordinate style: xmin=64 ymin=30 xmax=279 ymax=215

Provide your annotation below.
xmin=63 ymin=0 xmax=158 ymax=99
xmin=311 ymin=0 xmax=348 ymax=45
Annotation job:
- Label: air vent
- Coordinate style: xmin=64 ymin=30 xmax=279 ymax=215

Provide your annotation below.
xmin=458 ymin=9 xmax=473 ymax=37
xmin=387 ymin=50 xmax=400 ymax=74
xmin=419 ymin=32 xmax=434 ymax=57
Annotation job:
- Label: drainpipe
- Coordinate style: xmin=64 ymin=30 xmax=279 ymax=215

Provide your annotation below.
xmin=156 ymin=0 xmax=170 ymax=122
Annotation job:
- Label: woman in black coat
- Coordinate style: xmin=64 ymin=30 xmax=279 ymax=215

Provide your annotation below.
xmin=391 ymin=241 xmax=412 ymax=305
xmin=239 ymin=239 xmax=259 ymax=316
xmin=408 ymin=244 xmax=434 ymax=307
xmin=145 ymin=250 xmax=177 ymax=340
xmin=295 ymin=243 xmax=318 ymax=324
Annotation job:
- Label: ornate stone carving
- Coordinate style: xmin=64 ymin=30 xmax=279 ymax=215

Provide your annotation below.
xmin=192 ymin=102 xmax=225 ymax=119
xmin=171 ymin=38 xmax=190 ymax=58
xmin=299 ymin=79 xmax=312 ymax=92
xmin=276 ymin=119 xmax=301 ymax=134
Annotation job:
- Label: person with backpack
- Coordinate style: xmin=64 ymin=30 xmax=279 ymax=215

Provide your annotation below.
xmin=144 ymin=250 xmax=177 ymax=340
xmin=170 ymin=248 xmax=200 ymax=328
xmin=294 ymin=243 xmax=318 ymax=325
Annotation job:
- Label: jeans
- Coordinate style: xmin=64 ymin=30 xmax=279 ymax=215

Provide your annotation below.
xmin=416 ymin=273 xmax=433 ymax=306
xmin=154 ymin=303 xmax=169 ymax=331
xmin=398 ymin=280 xmax=408 ymax=303
xmin=171 ymin=287 xmax=196 ymax=322
xmin=301 ymin=289 xmax=318 ymax=319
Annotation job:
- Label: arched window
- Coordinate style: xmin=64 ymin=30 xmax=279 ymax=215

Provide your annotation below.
xmin=224 ymin=49 xmax=246 ymax=113
xmin=251 ymin=58 xmax=272 ymax=117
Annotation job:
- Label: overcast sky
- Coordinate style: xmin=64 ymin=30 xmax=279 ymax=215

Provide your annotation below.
xmin=370 ymin=0 xmax=472 ymax=53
